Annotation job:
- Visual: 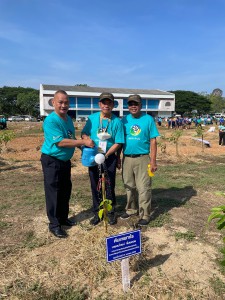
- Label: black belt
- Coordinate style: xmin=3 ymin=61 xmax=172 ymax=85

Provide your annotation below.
xmin=124 ymin=154 xmax=147 ymax=158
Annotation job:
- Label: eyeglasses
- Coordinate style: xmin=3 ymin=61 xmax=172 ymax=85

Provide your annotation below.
xmin=128 ymin=102 xmax=139 ymax=106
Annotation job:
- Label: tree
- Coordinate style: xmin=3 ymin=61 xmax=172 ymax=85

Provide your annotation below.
xmin=169 ymin=90 xmax=211 ymax=115
xmin=208 ymin=94 xmax=225 ymax=113
xmin=0 ymin=86 xmax=38 ymax=116
xmin=17 ymin=91 xmax=39 ymax=115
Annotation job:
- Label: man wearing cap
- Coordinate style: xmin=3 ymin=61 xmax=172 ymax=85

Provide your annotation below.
xmin=120 ymin=94 xmax=160 ymax=226
xmin=81 ymin=92 xmax=124 ymax=225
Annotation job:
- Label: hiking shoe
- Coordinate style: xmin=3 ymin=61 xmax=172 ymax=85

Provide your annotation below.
xmin=108 ymin=213 xmax=117 ymax=225
xmin=120 ymin=212 xmax=131 ymax=219
xmin=120 ymin=212 xmax=137 ymax=219
xmin=137 ymin=219 xmax=149 ymax=226
xmin=90 ymin=215 xmax=100 ymax=226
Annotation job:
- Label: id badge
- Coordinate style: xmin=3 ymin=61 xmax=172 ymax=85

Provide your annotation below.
xmin=98 ymin=141 xmax=107 ymax=153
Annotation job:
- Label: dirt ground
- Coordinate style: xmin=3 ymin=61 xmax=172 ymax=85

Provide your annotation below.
xmin=1 ymin=121 xmax=225 ymax=299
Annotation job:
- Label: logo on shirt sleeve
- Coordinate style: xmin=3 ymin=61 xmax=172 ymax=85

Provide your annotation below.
xmin=130 ymin=124 xmax=141 ymax=136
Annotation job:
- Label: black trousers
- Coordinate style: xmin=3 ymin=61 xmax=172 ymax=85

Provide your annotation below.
xmin=219 ymin=132 xmax=225 ymax=145
xmin=88 ymin=154 xmax=117 ymax=214
xmin=41 ymin=154 xmax=72 ymax=229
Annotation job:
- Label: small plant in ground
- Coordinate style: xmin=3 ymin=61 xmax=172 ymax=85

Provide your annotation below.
xmin=195 ymin=126 xmax=205 ymax=152
xmin=208 ymin=193 xmax=225 ymax=265
xmin=158 ymin=134 xmax=167 ymax=153
xmin=23 ymin=230 xmax=46 ymax=250
xmin=174 ymin=230 xmax=196 ymax=241
xmin=168 ymin=130 xmax=183 ymax=156
xmin=148 ymin=212 xmax=172 ymax=227
xmin=0 ymin=130 xmax=15 ymax=153
xmin=209 ymin=275 xmax=225 ymax=296
xmin=98 ymin=173 xmax=112 ymax=233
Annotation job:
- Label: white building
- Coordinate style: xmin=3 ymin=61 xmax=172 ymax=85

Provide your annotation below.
xmin=40 ymin=84 xmax=175 ymax=119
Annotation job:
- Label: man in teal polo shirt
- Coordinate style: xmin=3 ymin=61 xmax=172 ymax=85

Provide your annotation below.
xmin=82 ymin=92 xmax=124 ymax=226
xmin=120 ymin=94 xmax=159 ymax=226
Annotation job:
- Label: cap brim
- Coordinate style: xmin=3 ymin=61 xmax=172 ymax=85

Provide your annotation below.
xmin=99 ymin=98 xmax=114 ymax=102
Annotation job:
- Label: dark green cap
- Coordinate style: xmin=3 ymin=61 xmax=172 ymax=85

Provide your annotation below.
xmin=127 ymin=94 xmax=142 ymax=103
xmin=99 ymin=92 xmax=114 ymax=102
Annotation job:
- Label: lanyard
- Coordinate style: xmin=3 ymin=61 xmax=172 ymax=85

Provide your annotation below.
xmin=99 ymin=113 xmax=111 ymax=133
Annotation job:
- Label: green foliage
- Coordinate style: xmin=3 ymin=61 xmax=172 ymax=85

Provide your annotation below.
xmin=208 ymin=195 xmax=225 ymax=265
xmin=168 ymin=130 xmax=183 ymax=156
xmin=169 ymin=90 xmax=211 ymax=115
xmin=194 ymin=125 xmax=205 ymax=152
xmin=74 ymin=84 xmax=89 ymax=87
xmin=174 ymin=231 xmax=196 ymax=241
xmin=0 ymin=130 xmax=15 ymax=152
xmin=208 ymin=205 xmax=225 ymax=230
xmin=148 ymin=212 xmax=172 ymax=227
xmin=23 ymin=230 xmax=46 ymax=250
xmin=158 ymin=134 xmax=167 ymax=153
xmin=209 ymin=276 xmax=225 ymax=296
xmin=17 ymin=90 xmax=39 ymax=115
xmin=42 ymin=286 xmax=88 ymax=300
xmin=98 ymin=199 xmax=112 ymax=224
xmin=0 ymin=86 xmax=39 ymax=116
xmin=209 ymin=94 xmax=225 ymax=113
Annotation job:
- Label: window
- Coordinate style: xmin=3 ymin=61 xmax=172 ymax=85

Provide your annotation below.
xmin=165 ymin=102 xmax=171 ymax=107
xmin=114 ymin=100 xmax=119 ymax=108
xmin=48 ymin=98 xmax=53 ymax=107
xmin=93 ymin=98 xmax=100 ymax=108
xmin=147 ymin=100 xmax=159 ymax=109
xmin=69 ymin=97 xmax=75 ymax=108
xmin=77 ymin=110 xmax=92 ymax=116
xmin=77 ymin=97 xmax=91 ymax=108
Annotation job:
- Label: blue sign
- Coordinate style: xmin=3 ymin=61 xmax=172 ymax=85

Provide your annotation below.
xmin=106 ymin=230 xmax=141 ymax=263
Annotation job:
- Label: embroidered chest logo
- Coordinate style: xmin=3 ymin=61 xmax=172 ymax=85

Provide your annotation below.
xmin=67 ymin=130 xmax=73 ymax=139
xmin=130 ymin=124 xmax=141 ymax=136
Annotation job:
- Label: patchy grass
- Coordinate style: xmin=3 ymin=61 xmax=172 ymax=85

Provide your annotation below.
xmin=174 ymin=230 xmax=196 ymax=241
xmin=1 ymin=124 xmax=225 ymax=299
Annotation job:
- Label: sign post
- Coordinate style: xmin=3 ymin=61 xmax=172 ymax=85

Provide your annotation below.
xmin=106 ymin=230 xmax=141 ymax=292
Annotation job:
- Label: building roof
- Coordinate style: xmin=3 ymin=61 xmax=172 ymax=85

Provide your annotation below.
xmin=42 ymin=84 xmax=174 ymax=96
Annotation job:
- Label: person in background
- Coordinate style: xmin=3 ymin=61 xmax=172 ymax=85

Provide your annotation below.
xmin=218 ymin=124 xmax=225 ymax=146
xmin=81 ymin=92 xmax=124 ymax=226
xmin=0 ymin=115 xmax=7 ymax=129
xmin=119 ymin=94 xmax=160 ymax=226
xmin=41 ymin=90 xmax=94 ymax=238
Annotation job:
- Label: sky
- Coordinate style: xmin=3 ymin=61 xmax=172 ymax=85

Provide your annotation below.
xmin=1 ymin=0 xmax=225 ymax=94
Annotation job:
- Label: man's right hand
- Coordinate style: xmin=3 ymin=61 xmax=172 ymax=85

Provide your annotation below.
xmin=84 ymin=139 xmax=95 ymax=148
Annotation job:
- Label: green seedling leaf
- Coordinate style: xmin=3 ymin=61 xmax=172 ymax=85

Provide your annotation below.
xmin=217 ymin=221 xmax=225 ymax=230
xmin=98 ymin=209 xmax=104 ymax=219
xmin=210 ymin=207 xmax=224 ymax=212
xmin=215 ymin=191 xmax=225 ymax=196
xmin=99 ymin=200 xmax=104 ymax=207
xmin=208 ymin=213 xmax=224 ymax=223
xmin=107 ymin=204 xmax=112 ymax=211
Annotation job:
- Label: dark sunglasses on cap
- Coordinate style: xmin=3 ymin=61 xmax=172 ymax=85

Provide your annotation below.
xmin=128 ymin=101 xmax=140 ymax=106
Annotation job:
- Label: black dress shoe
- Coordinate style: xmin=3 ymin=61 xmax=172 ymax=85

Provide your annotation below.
xmin=50 ymin=227 xmax=67 ymax=238
xmin=90 ymin=215 xmax=101 ymax=226
xmin=60 ymin=219 xmax=76 ymax=226
xmin=108 ymin=213 xmax=117 ymax=225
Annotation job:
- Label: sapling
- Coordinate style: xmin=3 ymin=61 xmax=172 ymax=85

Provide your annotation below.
xmin=0 ymin=130 xmax=15 ymax=153
xmin=98 ymin=173 xmax=112 ymax=233
xmin=168 ymin=130 xmax=183 ymax=156
xmin=195 ymin=126 xmax=205 ymax=152
xmin=208 ymin=192 xmax=225 ymax=265
xmin=158 ymin=134 xmax=167 ymax=154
